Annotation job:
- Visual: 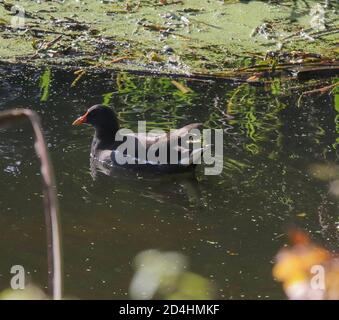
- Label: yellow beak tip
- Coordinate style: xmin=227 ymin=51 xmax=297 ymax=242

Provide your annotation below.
xmin=72 ymin=117 xmax=85 ymax=126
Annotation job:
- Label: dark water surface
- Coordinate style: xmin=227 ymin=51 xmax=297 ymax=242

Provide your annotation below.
xmin=0 ymin=66 xmax=337 ymax=299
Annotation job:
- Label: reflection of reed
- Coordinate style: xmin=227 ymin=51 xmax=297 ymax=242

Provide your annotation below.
xmin=0 ymin=109 xmax=62 ymax=300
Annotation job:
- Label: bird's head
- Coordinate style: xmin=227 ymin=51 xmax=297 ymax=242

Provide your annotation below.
xmin=72 ymin=105 xmax=119 ymax=131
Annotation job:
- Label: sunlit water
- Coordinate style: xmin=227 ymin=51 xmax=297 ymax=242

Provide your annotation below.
xmin=0 ymin=66 xmax=337 ymax=299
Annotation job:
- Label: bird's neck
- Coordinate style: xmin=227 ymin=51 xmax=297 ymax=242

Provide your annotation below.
xmin=91 ymin=124 xmax=119 ymax=154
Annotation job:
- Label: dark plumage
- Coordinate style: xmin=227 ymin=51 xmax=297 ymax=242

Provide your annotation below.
xmin=73 ymin=105 xmax=205 ymax=173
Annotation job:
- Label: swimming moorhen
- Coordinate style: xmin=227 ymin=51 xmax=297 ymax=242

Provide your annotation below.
xmin=72 ymin=105 xmax=205 ymax=173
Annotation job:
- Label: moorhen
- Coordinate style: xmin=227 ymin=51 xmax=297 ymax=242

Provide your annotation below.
xmin=72 ymin=105 xmax=205 ymax=173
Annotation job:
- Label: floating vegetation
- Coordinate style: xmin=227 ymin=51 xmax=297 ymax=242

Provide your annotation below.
xmin=0 ymin=0 xmax=338 ymax=301
xmin=0 ymin=0 xmax=337 ymax=79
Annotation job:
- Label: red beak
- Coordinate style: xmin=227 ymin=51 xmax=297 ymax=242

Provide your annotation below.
xmin=72 ymin=112 xmax=88 ymax=126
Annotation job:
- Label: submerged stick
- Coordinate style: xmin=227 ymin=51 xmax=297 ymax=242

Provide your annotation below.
xmin=0 ymin=109 xmax=62 ymax=300
xmin=297 ymin=82 xmax=339 ymax=107
xmin=171 ymin=80 xmax=192 ymax=93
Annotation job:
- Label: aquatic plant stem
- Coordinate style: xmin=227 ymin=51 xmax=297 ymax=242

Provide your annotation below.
xmin=0 ymin=109 xmax=63 ymax=300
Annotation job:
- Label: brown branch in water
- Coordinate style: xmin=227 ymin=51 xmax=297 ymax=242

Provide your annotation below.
xmin=171 ymin=80 xmax=192 ymax=94
xmin=0 ymin=109 xmax=62 ymax=300
xmin=141 ymin=23 xmax=169 ymax=32
xmin=44 ymin=35 xmax=63 ymax=50
xmin=29 ymin=28 xmax=68 ymax=36
xmin=31 ymin=35 xmax=63 ymax=59
xmin=155 ymin=0 xmax=184 ymax=6
xmin=297 ymin=82 xmax=339 ymax=107
xmin=110 ymin=56 xmax=130 ymax=64
xmin=140 ymin=23 xmax=193 ymax=40
xmin=71 ymin=69 xmax=86 ymax=87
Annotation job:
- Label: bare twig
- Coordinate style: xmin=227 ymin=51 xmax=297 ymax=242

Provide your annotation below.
xmin=110 ymin=56 xmax=130 ymax=64
xmin=171 ymin=80 xmax=192 ymax=94
xmin=31 ymin=35 xmax=63 ymax=59
xmin=71 ymin=69 xmax=86 ymax=87
xmin=44 ymin=35 xmax=63 ymax=50
xmin=297 ymin=82 xmax=339 ymax=107
xmin=0 ymin=109 xmax=62 ymax=300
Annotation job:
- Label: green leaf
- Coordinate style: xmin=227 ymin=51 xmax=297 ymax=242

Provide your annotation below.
xmin=39 ymin=69 xmax=52 ymax=102
xmin=334 ymin=94 xmax=339 ymax=113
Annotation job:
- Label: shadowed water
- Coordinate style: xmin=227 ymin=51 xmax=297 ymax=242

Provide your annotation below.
xmin=0 ymin=66 xmax=337 ymax=299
